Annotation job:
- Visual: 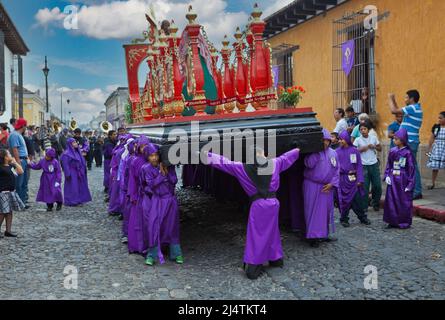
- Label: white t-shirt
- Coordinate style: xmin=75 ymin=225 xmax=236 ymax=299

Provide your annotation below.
xmin=333 ymin=118 xmax=348 ymax=134
xmin=353 ymin=135 xmax=380 ymax=165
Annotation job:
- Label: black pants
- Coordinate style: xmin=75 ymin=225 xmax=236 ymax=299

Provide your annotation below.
xmin=94 ymin=152 xmax=103 ymax=167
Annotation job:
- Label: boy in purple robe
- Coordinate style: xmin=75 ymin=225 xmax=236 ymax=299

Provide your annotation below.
xmin=103 ymin=130 xmax=117 ymax=196
xmin=142 ymin=143 xmax=183 ymax=266
xmin=28 ymin=148 xmax=63 ymax=212
xmin=60 ymin=138 xmax=92 ymax=207
xmin=336 ymin=131 xmax=371 ymax=227
xmin=108 ymin=134 xmax=130 ymax=216
xmin=119 ymin=138 xmax=136 ymax=244
xmin=383 ymin=128 xmax=416 ymax=229
xmin=204 ymin=146 xmax=300 ymax=280
xmin=127 ymin=135 xmax=151 ymax=254
xmin=303 ymin=129 xmax=339 ymax=247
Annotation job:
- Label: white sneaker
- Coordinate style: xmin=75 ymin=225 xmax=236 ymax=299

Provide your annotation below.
xmin=121 ymin=236 xmax=128 ymax=244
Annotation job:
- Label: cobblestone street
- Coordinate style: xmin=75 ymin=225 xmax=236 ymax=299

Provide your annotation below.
xmin=1 ymin=167 xmax=444 ymax=300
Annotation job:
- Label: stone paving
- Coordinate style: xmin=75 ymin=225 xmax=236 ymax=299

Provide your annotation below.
xmin=0 ymin=167 xmax=444 ymax=300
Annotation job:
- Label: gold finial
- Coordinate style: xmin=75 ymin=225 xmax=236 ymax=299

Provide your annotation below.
xmin=186 ymin=5 xmax=197 ymax=24
xmin=169 ymin=19 xmax=179 ymax=36
xmin=251 ymin=3 xmax=262 ymax=21
xmin=234 ymin=27 xmax=243 ymax=41
xmin=222 ymin=35 xmax=230 ymax=48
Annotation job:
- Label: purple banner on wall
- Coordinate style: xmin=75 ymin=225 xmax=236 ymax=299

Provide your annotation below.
xmin=272 ymin=65 xmax=280 ymax=88
xmin=342 ymin=40 xmax=355 ymax=76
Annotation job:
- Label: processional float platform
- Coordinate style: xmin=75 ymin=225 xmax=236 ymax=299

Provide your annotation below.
xmin=128 ymin=108 xmax=323 ymax=166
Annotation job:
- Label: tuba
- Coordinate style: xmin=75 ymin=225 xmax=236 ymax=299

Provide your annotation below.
xmin=69 ymin=119 xmax=78 ymax=131
xmin=52 ymin=121 xmax=62 ymax=133
xmin=100 ymin=121 xmax=113 ymax=134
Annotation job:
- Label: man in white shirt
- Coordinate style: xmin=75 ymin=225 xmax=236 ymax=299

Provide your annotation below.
xmin=353 ymin=122 xmax=382 ymax=212
xmin=333 ymin=108 xmax=348 ymax=134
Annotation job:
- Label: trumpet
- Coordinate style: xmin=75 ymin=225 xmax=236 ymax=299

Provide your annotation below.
xmin=69 ymin=119 xmax=78 ymax=131
xmin=100 ymin=121 xmax=113 ymax=134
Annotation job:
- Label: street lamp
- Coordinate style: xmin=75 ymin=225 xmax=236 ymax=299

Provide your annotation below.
xmin=42 ymin=56 xmax=50 ymax=114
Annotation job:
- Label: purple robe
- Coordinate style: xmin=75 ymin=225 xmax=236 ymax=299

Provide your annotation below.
xmin=108 ymin=146 xmax=125 ymax=214
xmin=383 ymin=130 xmax=415 ymax=228
xmin=142 ymin=164 xmax=179 ymax=264
xmin=120 ymin=140 xmax=136 ymax=237
xmin=303 ymin=147 xmax=339 ymax=239
xmin=207 ymin=149 xmax=300 ymax=265
xmin=103 ymin=140 xmax=115 ymax=189
xmin=127 ymin=136 xmax=151 ymax=253
xmin=60 ymin=138 xmax=92 ymax=206
xmin=28 ymin=157 xmax=63 ymax=204
xmin=336 ymin=132 xmax=365 ymax=215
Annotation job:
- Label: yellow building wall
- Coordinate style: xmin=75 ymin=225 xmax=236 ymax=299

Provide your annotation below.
xmin=22 ymin=98 xmax=44 ymax=127
xmin=268 ymin=0 xmax=445 ymax=144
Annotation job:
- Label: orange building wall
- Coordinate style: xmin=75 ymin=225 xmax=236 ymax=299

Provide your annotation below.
xmin=268 ymin=0 xmax=445 ymax=144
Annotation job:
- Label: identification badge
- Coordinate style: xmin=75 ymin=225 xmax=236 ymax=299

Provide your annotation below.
xmin=399 ymin=157 xmax=406 ymax=168
xmin=393 ymin=169 xmax=401 ymax=176
xmin=348 ymin=174 xmax=356 ymax=182
xmin=48 ymin=165 xmax=54 ymax=173
xmin=350 ymin=154 xmax=357 ymax=164
xmin=393 ymin=161 xmax=401 ymax=170
xmin=330 ymin=157 xmax=337 ymax=167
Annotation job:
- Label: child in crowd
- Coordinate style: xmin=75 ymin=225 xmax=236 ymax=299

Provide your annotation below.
xmin=141 ymin=143 xmax=183 ymax=266
xmin=336 ymin=131 xmax=371 ymax=227
xmin=383 ymin=129 xmax=416 ymax=229
xmin=0 ymin=149 xmax=25 ymax=237
xmin=353 ymin=121 xmax=382 ymax=212
xmin=330 ymin=132 xmax=340 ymax=150
xmin=28 ymin=148 xmax=63 ymax=212
xmin=427 ymin=111 xmax=445 ymax=189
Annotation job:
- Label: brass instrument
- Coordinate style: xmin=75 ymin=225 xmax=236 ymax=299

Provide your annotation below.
xmin=52 ymin=121 xmax=62 ymax=133
xmin=69 ymin=119 xmax=78 ymax=131
xmin=100 ymin=121 xmax=113 ymax=134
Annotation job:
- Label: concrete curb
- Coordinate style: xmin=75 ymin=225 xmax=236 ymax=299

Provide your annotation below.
xmin=413 ymin=205 xmax=445 ymax=223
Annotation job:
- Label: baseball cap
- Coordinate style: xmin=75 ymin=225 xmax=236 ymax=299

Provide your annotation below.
xmin=14 ymin=118 xmax=27 ymax=130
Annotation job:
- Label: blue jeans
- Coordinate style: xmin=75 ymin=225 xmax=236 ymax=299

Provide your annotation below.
xmin=408 ymin=141 xmax=422 ymax=197
xmin=15 ymin=159 xmax=28 ymax=203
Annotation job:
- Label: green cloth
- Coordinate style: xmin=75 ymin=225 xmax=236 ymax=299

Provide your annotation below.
xmin=351 ymin=124 xmax=361 ymax=139
xmin=181 ymin=54 xmax=218 ymax=116
xmin=361 ymin=162 xmax=382 ymax=209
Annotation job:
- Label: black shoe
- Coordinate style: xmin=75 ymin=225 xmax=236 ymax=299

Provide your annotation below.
xmin=385 ymin=224 xmax=396 ymax=229
xmin=269 ymin=259 xmax=284 ymax=268
xmin=322 ymin=236 xmax=338 ymax=243
xmin=413 ymin=194 xmax=423 ymax=200
xmin=24 ymin=205 xmax=30 ymax=210
xmin=46 ymin=208 xmax=53 ymax=212
xmin=4 ymin=231 xmax=17 ymax=238
xmin=245 ymin=264 xmax=264 ymax=280
xmin=373 ymin=206 xmax=380 ymax=212
xmin=341 ymin=221 xmax=350 ymax=228
xmin=56 ymin=203 xmax=62 ymax=211
xmin=309 ymin=239 xmax=320 ymax=248
xmin=118 ymin=214 xmax=123 ymax=221
xmin=360 ymin=218 xmax=371 ymax=225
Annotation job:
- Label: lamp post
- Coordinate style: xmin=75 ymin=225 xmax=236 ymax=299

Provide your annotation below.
xmin=66 ymin=99 xmax=70 ymax=123
xmin=42 ymin=56 xmax=50 ymax=114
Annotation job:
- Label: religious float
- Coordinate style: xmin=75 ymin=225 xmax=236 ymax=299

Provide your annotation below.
xmin=124 ymin=4 xmax=323 ymax=217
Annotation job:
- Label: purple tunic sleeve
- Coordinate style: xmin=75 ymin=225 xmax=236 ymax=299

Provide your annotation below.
xmin=167 ymin=166 xmax=178 ymax=186
xmin=275 ymin=149 xmax=300 ymax=173
xmin=207 ymin=152 xmax=244 ymax=177
xmin=61 ymin=155 xmax=71 ymax=178
xmin=54 ymin=160 xmax=62 ymax=183
xmin=405 ymin=150 xmax=416 ymax=191
xmin=384 ymin=151 xmax=394 ymax=180
xmin=331 ymin=153 xmax=340 ymax=188
xmin=28 ymin=160 xmax=43 ymax=170
xmin=304 ymin=152 xmax=321 ymax=169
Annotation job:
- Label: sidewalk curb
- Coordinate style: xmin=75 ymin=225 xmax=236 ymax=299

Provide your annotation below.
xmin=413 ymin=205 xmax=445 ymax=223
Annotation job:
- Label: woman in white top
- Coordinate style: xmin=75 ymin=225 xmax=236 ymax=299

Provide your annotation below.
xmin=353 ymin=121 xmax=382 ymax=212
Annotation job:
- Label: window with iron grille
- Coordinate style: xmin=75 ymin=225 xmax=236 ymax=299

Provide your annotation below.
xmin=332 ymin=11 xmax=377 ymax=115
xmin=272 ymin=44 xmax=299 ymax=109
